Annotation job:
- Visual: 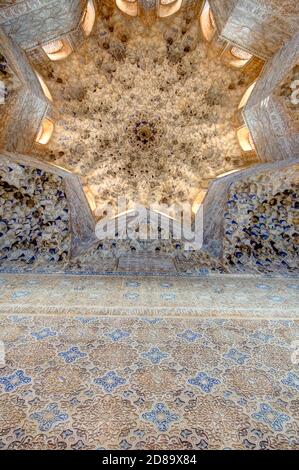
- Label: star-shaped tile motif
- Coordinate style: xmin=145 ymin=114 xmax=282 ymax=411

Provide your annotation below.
xmin=142 ymin=403 xmax=180 ymax=432
xmin=30 ymin=403 xmax=69 ymax=432
xmin=58 ymin=346 xmax=87 ymax=363
xmin=31 ymin=328 xmax=56 ymax=340
xmin=177 ymin=329 xmax=201 ymax=343
xmin=94 ymin=371 xmax=126 ymax=393
xmin=106 ymin=329 xmax=130 ymax=342
xmin=223 ymin=348 xmax=248 ymax=365
xmin=252 ymin=404 xmax=290 ymax=432
xmin=142 ymin=347 xmax=168 ymax=365
xmin=282 ymin=372 xmax=299 ymax=391
xmin=188 ymin=372 xmax=220 ymax=393
xmin=0 ymin=370 xmax=31 ymax=393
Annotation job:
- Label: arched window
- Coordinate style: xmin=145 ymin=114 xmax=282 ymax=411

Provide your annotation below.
xmin=42 ymin=39 xmax=72 ymax=61
xmin=81 ymin=0 xmax=96 ymax=37
xmin=229 ymin=46 xmax=253 ymax=68
xmin=200 ymin=0 xmax=216 ymax=42
xmin=237 ymin=125 xmax=255 ymax=152
xmin=158 ymin=0 xmax=182 ymax=18
xmin=116 ymin=0 xmax=138 ymax=17
xmin=216 ymin=169 xmax=240 ymax=179
xmin=35 ymin=118 xmax=54 ymax=145
xmin=83 ymin=185 xmax=97 ymax=212
xmin=192 ymin=190 xmax=207 ymax=214
xmin=238 ymin=81 xmax=256 ymax=109
xmin=35 ymin=71 xmax=53 ymax=102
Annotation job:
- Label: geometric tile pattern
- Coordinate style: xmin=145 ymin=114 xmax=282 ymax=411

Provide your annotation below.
xmin=0 ymin=314 xmax=298 ymax=449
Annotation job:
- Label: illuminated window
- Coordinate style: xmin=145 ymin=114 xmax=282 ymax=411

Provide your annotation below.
xmin=36 ymin=118 xmax=54 ymax=145
xmin=216 ymin=169 xmax=240 ymax=179
xmin=229 ymin=46 xmax=253 ymax=68
xmin=35 ymin=71 xmax=53 ymax=102
xmin=248 ymin=132 xmax=255 ymax=150
xmin=158 ymin=0 xmax=182 ymax=18
xmin=200 ymin=0 xmax=216 ymax=42
xmin=116 ymin=0 xmax=138 ymax=17
xmin=237 ymin=125 xmax=255 ymax=152
xmin=238 ymin=81 xmax=256 ymax=109
xmin=81 ymin=0 xmax=96 ymax=37
xmin=42 ymin=39 xmax=72 ymax=61
xmin=42 ymin=40 xmax=64 ymax=54
xmin=84 ymin=185 xmax=97 ymax=212
xmin=192 ymin=190 xmax=207 ymax=214
xmin=231 ymin=47 xmax=252 ymax=61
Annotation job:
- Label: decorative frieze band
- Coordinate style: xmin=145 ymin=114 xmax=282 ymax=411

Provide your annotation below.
xmin=0 ymin=0 xmax=56 ymax=23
